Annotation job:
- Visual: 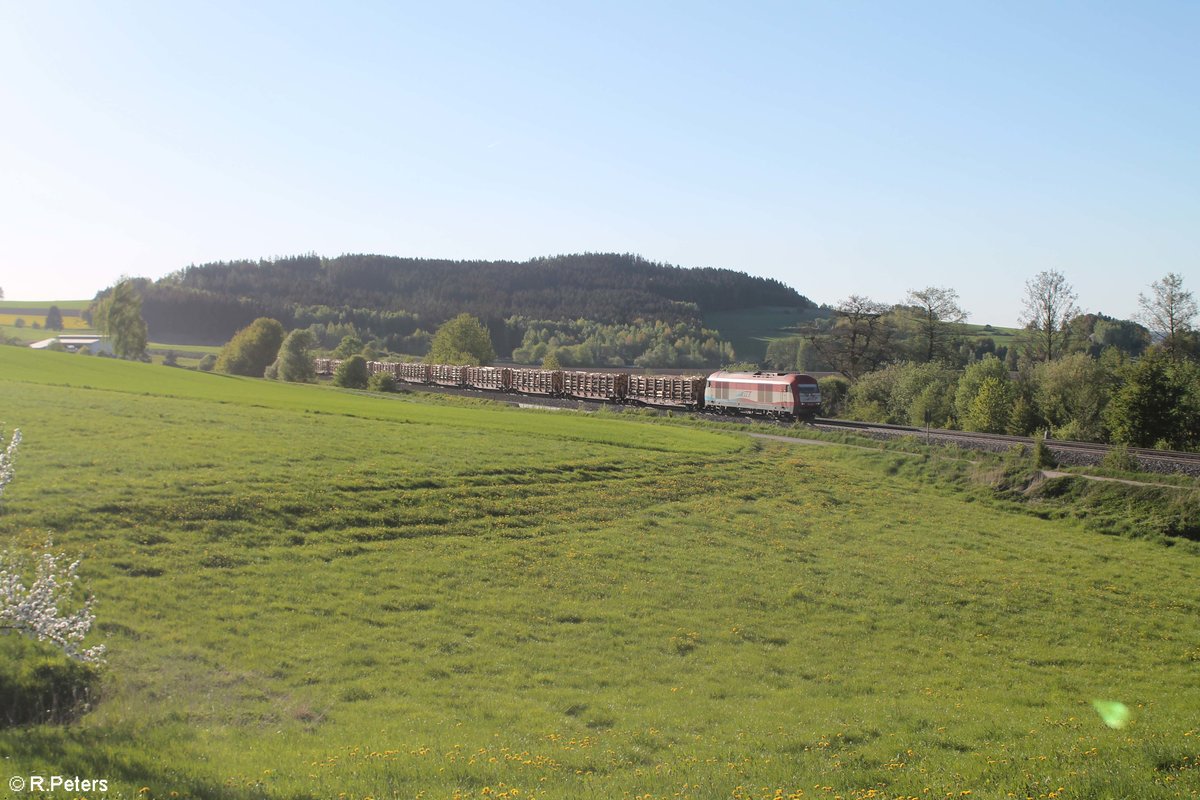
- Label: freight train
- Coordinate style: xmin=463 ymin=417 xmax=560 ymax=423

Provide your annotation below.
xmin=314 ymin=359 xmax=822 ymax=420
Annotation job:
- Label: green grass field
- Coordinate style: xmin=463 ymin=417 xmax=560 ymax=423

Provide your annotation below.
xmin=1 ymin=347 xmax=1197 ymax=800
xmin=959 ymin=323 xmax=1023 ymax=345
xmin=703 ymin=307 xmax=823 ymax=363
xmin=703 ymin=308 xmax=1023 ymax=365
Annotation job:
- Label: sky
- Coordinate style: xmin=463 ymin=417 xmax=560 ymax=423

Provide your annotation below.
xmin=0 ymin=1 xmax=1196 ymax=326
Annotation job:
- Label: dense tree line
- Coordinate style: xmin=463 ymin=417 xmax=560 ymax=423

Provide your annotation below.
xmin=807 ymin=272 xmax=1200 ymax=451
xmin=833 ymin=349 xmax=1199 ymax=450
xmin=508 ymin=317 xmax=730 ymax=368
xmin=132 ymin=252 xmax=811 ymax=346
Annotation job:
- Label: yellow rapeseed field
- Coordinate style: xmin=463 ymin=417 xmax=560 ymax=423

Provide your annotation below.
xmin=0 ymin=312 xmax=91 ymax=330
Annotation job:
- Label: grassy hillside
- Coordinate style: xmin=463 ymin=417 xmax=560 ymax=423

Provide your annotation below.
xmin=959 ymin=322 xmax=1024 ymax=345
xmin=1 ymin=347 xmax=1197 ymax=799
xmin=706 ymin=309 xmax=1024 ymax=365
xmin=702 ymin=306 xmax=823 ymax=363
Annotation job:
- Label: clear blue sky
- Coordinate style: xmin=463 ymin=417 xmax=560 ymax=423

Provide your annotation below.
xmin=1 ymin=1 xmax=1196 ymax=326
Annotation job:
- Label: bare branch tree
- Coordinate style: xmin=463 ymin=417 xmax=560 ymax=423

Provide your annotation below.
xmin=905 ymin=286 xmax=968 ymax=362
xmin=1137 ymin=272 xmax=1197 ymax=360
xmin=808 ymin=295 xmax=895 ymax=379
xmin=1019 ymin=270 xmax=1079 ymax=362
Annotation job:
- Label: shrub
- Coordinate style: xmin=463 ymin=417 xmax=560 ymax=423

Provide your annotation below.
xmin=333 ymin=355 xmax=370 ymax=389
xmin=215 ymin=318 xmax=285 ymax=377
xmin=333 ymin=335 xmax=365 ymax=359
xmin=817 ymin=376 xmax=850 ymax=417
xmin=198 ymin=354 xmax=217 ymax=372
xmin=427 ymin=314 xmax=495 ymax=366
xmin=1032 ymin=432 xmax=1057 ymax=469
xmin=1102 ymin=444 xmax=1139 ymax=472
xmin=275 ymin=330 xmax=316 ymax=383
xmin=368 ymin=372 xmax=397 ymax=393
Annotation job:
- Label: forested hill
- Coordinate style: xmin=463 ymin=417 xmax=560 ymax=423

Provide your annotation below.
xmin=135 ymin=253 xmax=812 ymax=345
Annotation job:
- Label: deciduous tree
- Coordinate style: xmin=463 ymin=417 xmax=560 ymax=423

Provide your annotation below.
xmin=1090 ymin=317 xmax=1150 ymax=357
xmin=905 ymin=286 xmax=967 ymax=363
xmin=44 ymin=306 xmax=64 ymax=331
xmin=809 ymin=296 xmax=896 ymax=379
xmin=333 ymin=354 xmax=370 ymax=388
xmin=272 ymin=330 xmax=317 ymax=382
xmin=1104 ymin=348 xmax=1200 ymax=450
xmin=954 ymin=355 xmax=1011 ymax=429
xmin=92 ymin=280 xmax=148 ymax=360
xmin=1019 ymin=270 xmax=1079 ymax=362
xmin=962 ymin=377 xmax=1014 ymax=433
xmin=333 ymin=335 xmax=364 ymax=359
xmin=427 ymin=314 xmax=496 ymax=366
xmin=215 ymin=318 xmax=285 ymax=376
xmin=1138 ymin=273 xmax=1197 ymax=361
xmin=1032 ymin=352 xmax=1114 ymax=441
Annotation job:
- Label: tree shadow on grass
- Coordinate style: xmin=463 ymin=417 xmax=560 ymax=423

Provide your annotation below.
xmin=0 ymin=723 xmax=328 ymax=799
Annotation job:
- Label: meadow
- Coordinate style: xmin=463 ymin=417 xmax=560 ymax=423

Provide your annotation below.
xmin=701 ymin=307 xmax=824 ymax=363
xmin=0 ymin=300 xmax=93 ymax=336
xmin=0 ymin=347 xmax=1197 ymax=800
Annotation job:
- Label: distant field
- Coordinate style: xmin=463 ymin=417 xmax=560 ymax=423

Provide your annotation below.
xmin=0 ymin=313 xmax=91 ymax=330
xmin=706 ymin=308 xmax=1024 ymax=363
xmin=148 ymin=341 xmax=221 ymax=355
xmin=0 ymin=324 xmax=48 ymax=344
xmin=0 ymin=300 xmax=93 ymax=336
xmin=0 ymin=299 xmax=91 ymax=311
xmin=959 ymin=321 xmax=1023 ymax=343
xmin=1 ymin=347 xmax=1197 ymax=799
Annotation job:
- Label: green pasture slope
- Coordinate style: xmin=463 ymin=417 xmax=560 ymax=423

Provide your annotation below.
xmin=703 ymin=308 xmax=1022 ymax=364
xmin=0 ymin=347 xmax=1198 ymax=800
xmin=703 ymin=307 xmax=823 ymax=363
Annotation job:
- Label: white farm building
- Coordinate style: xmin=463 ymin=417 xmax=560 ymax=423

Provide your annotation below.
xmin=29 ymin=335 xmax=114 ymax=355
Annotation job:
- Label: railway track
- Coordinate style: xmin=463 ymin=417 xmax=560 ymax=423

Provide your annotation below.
xmin=346 ymin=379 xmax=1200 ymax=477
xmin=811 ymin=418 xmax=1200 ymax=476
